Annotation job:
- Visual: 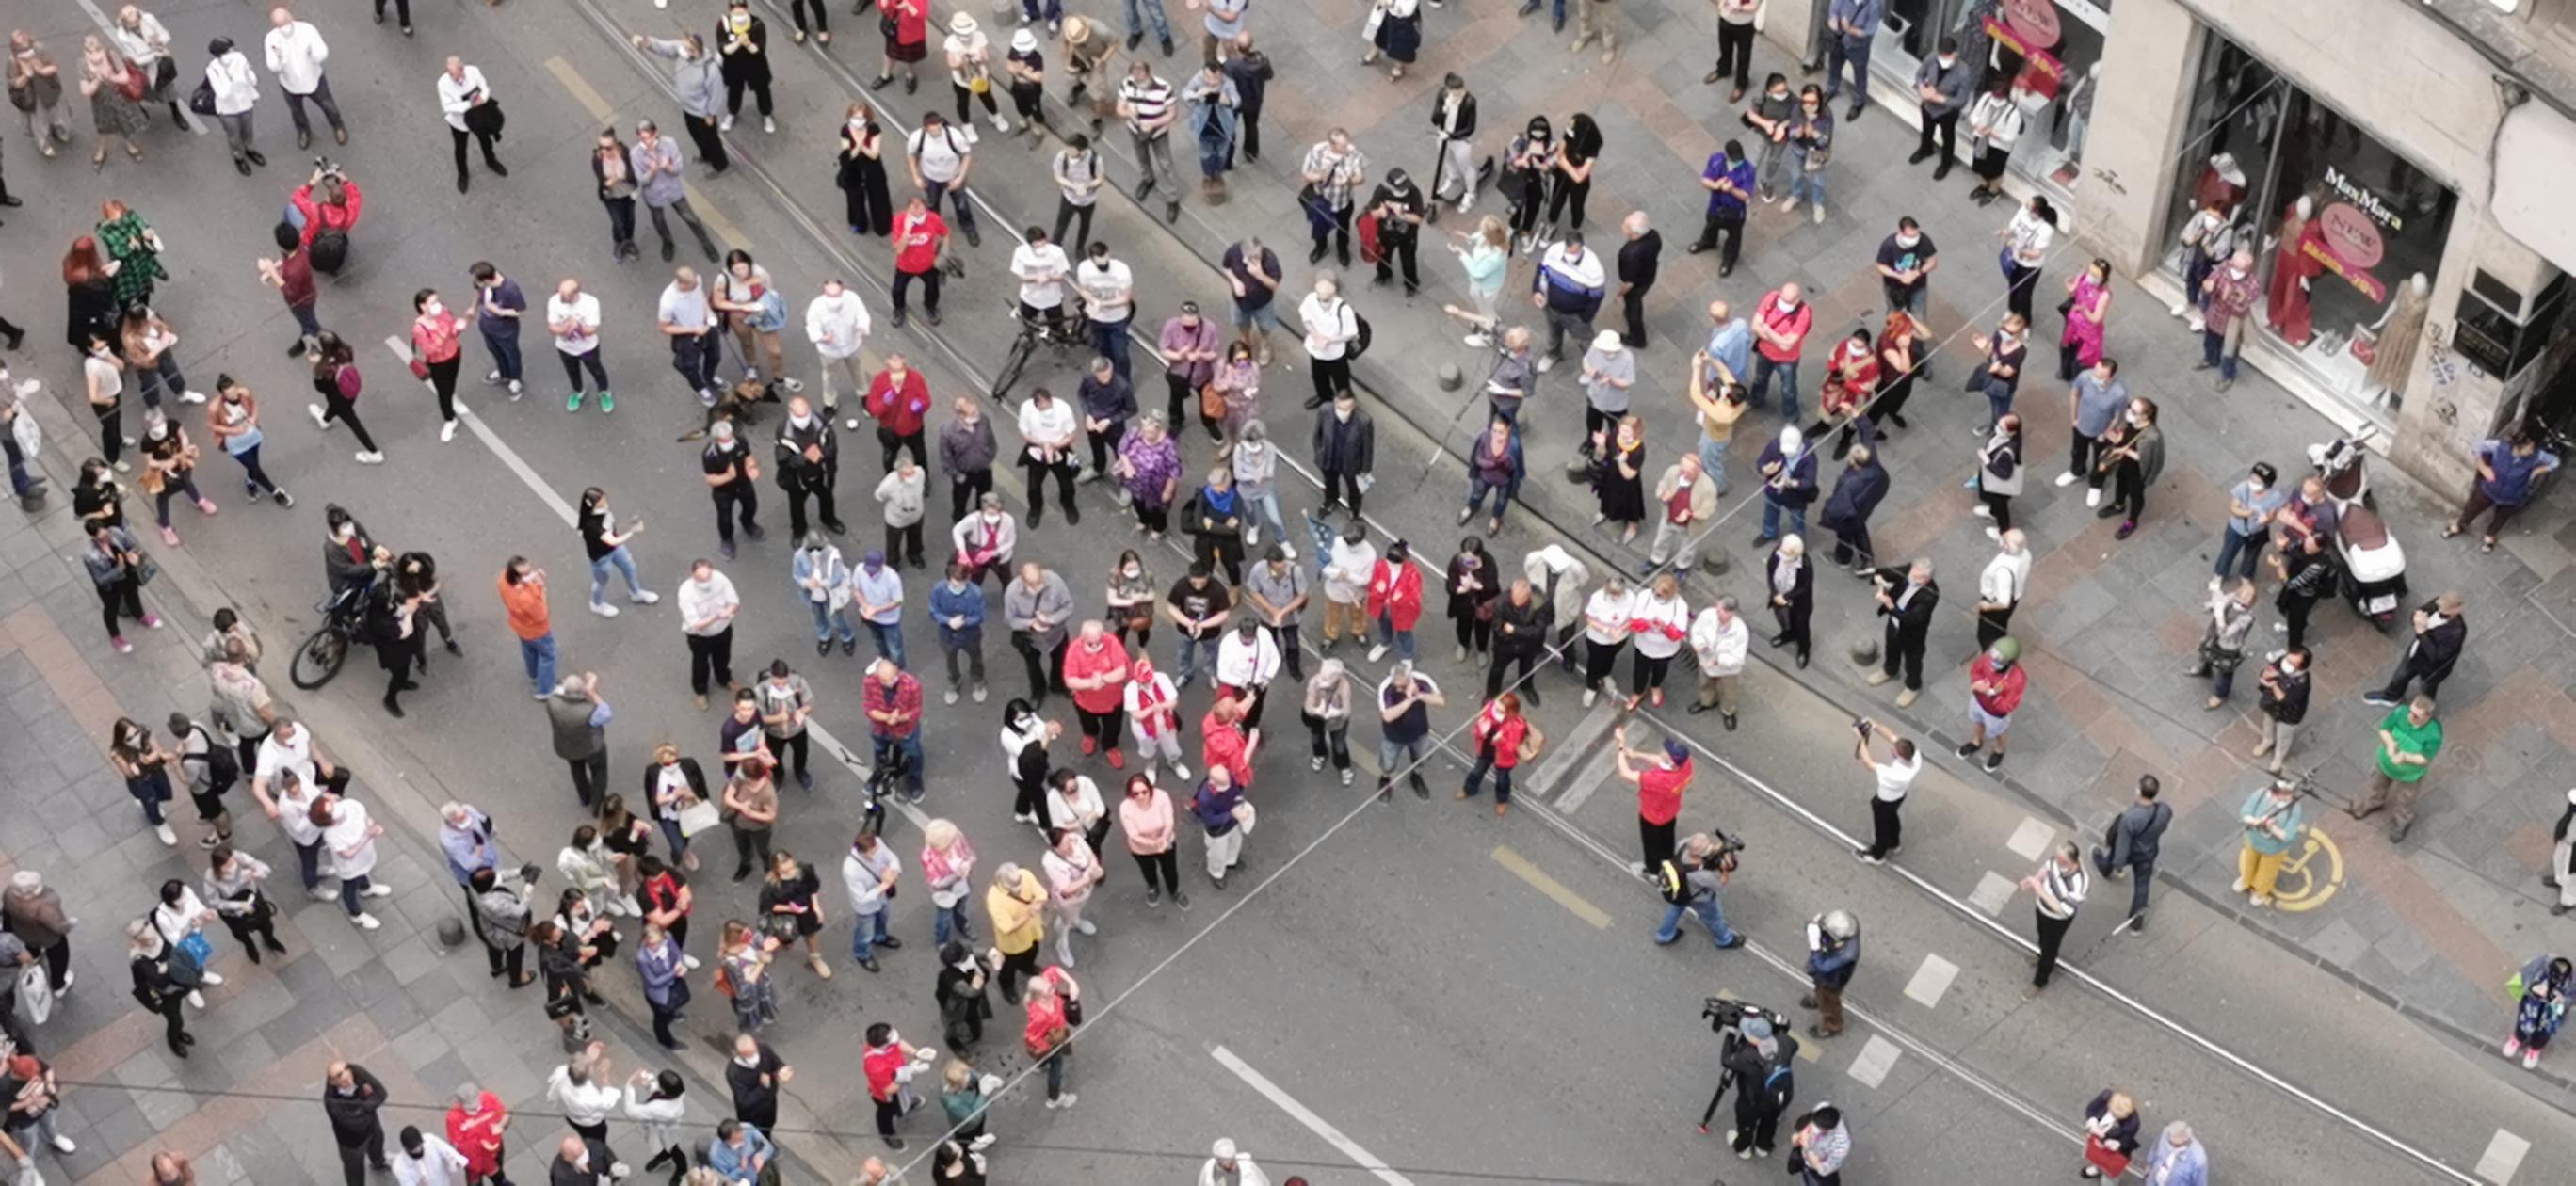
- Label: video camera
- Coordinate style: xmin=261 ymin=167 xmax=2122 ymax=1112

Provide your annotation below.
xmin=1696 ymin=997 xmax=1792 ymax=1132
xmin=314 ymin=156 xmax=347 ymax=180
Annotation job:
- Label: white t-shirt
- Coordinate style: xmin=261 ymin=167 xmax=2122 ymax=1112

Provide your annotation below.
xmin=323 ymin=799 xmax=378 ymax=878
xmin=1582 ymin=588 xmax=1636 ymax=645
xmin=1299 ymin=294 xmax=1355 ymax=361
xmin=1076 ymin=258 xmax=1134 ymax=323
xmin=2006 ymin=207 xmax=2055 ymax=266
xmin=1011 ymin=243 xmax=1071 ymax=310
xmin=1873 ymin=751 xmax=1922 ymax=802
xmin=548 ymin=293 xmax=603 ymax=355
xmin=908 ymin=124 xmax=972 ymax=184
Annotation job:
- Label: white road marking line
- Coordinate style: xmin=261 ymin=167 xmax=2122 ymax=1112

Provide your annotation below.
xmin=1527 ymin=697 xmax=1623 ymax=792
xmin=2475 ymin=1129 xmax=2529 ymax=1184
xmin=382 ymin=336 xmax=926 ymax=836
xmin=1846 ymin=1034 xmax=1902 ymax=1091
xmin=1554 ymin=758 xmax=1620 ymax=813
xmin=1903 ymin=953 xmax=1959 ymax=1009
xmin=1968 ymin=871 xmax=2018 ymax=917
xmin=1211 ymin=1046 xmax=1415 ymax=1186
xmin=71 ymin=0 xmax=206 ymax=135
xmin=2006 ymin=816 xmax=2054 ymax=861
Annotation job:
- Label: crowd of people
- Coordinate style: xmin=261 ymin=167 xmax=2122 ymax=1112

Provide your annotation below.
xmin=1 ymin=0 xmax=2565 ymax=1182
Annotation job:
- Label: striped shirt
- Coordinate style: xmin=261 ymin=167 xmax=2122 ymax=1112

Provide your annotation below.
xmin=2035 ymin=858 xmax=2088 ymax=921
xmin=1118 ymin=76 xmax=1174 ymax=134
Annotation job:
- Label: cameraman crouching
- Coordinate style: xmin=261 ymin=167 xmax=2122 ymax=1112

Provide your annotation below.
xmin=291 ymin=163 xmax=362 ymax=275
xmin=1651 ymin=832 xmax=1743 ymax=950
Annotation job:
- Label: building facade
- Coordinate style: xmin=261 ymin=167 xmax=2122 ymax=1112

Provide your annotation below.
xmin=1770 ymin=0 xmax=2576 ymax=498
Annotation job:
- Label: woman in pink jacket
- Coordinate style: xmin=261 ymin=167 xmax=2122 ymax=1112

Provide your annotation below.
xmin=1116 ymin=773 xmax=1188 ymax=910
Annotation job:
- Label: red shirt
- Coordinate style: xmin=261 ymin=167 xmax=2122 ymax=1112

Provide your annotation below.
xmin=276 ymin=248 xmax=317 ymax=308
xmin=1062 ymin=636 xmax=1131 ymax=713
xmin=893 ymin=209 xmax=947 ymax=275
xmin=1473 ymin=704 xmax=1528 ymax=770
xmin=866 ymin=368 xmax=932 ymax=438
xmin=894 ymin=0 xmax=929 ymax=46
xmin=1637 ymin=758 xmax=1690 ymax=825
xmin=1200 ymin=711 xmax=1252 ymax=789
xmin=292 ymin=181 xmax=364 ymax=246
xmin=411 ymin=311 xmax=464 ymax=364
xmin=1971 ymin=654 xmax=2026 ymax=716
xmin=1365 ymin=559 xmax=1424 ymax=630
xmin=446 ymin=1094 xmax=509 ymax=1177
xmin=1753 ymin=292 xmax=1812 ymax=363
xmin=862 ymin=1043 xmax=907 ymax=1101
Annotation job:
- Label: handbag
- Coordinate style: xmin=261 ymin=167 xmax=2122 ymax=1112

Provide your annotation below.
xmin=462 ymin=99 xmax=505 ymax=139
xmin=880 ymin=10 xmax=902 ymax=40
xmin=115 ymin=63 xmax=148 ymax=104
xmin=408 ymin=354 xmax=430 ymax=381
xmin=665 ymin=973 xmax=694 ymax=1011
xmin=186 ymin=78 xmax=215 ymax=117
xmin=135 ymin=555 xmax=160 ymax=586
xmin=2084 ymin=1136 xmax=2131 ymax=1176
xmin=1199 ymin=382 xmax=1228 ymax=424
xmin=757 ymin=912 xmax=801 ymax=944
xmin=676 ymin=797 xmax=724 ymax=838
xmin=177 ymin=929 xmax=214 ymax=968
xmin=543 ymin=991 xmax=582 ymax=1020
xmin=1064 ymin=995 xmax=1085 ymax=1026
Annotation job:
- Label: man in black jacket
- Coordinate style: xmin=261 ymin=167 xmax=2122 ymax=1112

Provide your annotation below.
xmin=2252 ymin=648 xmax=2310 ymax=773
xmin=1725 ymin=1017 xmax=1798 ymax=1158
xmin=549 ymin=1133 xmax=596 ymax=1186
xmin=1222 ymin=33 xmax=1272 ymax=165
xmin=324 ymin=1061 xmax=391 ymax=1185
xmin=1312 ymin=390 xmax=1374 ymax=518
xmin=2364 ymin=590 xmax=2466 ymax=706
xmin=1862 ymin=559 xmax=1938 ymax=707
xmin=1487 ymin=578 xmax=1553 ymax=703
xmin=774 ymin=395 xmax=843 ymax=539
xmin=727 ymin=1034 xmax=793 ymax=1136
xmin=2089 ymin=775 xmax=2170 ymax=932
xmin=1819 ymin=445 xmax=1889 ymax=571
xmin=1616 ymin=212 xmax=1660 ymax=348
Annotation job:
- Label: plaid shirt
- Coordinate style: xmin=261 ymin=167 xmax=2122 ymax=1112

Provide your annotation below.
xmin=1301 ymin=142 xmax=1368 ymax=210
xmin=863 ymin=672 xmax=924 ymax=738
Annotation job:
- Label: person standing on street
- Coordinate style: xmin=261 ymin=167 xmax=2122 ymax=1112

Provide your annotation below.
xmin=1298 ymin=279 xmax=1360 ymax=411
xmin=1685 ymin=595 xmax=1748 ymax=729
xmin=436 ymin=57 xmax=506 ymax=194
xmin=549 ymin=671 xmax=612 ymax=808
xmin=2364 ymin=591 xmax=2468 ymax=707
xmin=546 ymin=278 xmax=610 ymax=413
xmin=264 ymin=8 xmax=346 ymax=150
xmin=2349 ymin=696 xmax=2443 ymax=843
xmin=1614 ymin=728 xmax=1690 ymax=875
xmin=1724 ymin=1016 xmax=1796 ymax=1159
xmin=1861 ymin=559 xmax=1937 ymax=707
xmin=468 ymin=262 xmax=524 ymax=401
xmin=2198 ymin=248 xmax=2259 ymax=393
xmin=1613 ymin=212 xmax=1660 ymax=348
xmin=2251 ymin=648 xmax=2311 ymax=774
xmin=2447 ymin=430 xmax=2561 ymax=552
xmin=1851 ymin=721 xmax=1917 ymax=864
xmin=1799 ymin=909 xmax=1859 ymax=1039
xmin=2233 ymin=777 xmax=2304 ymax=911
xmin=2090 ymin=776 xmax=2169 ymax=931
xmin=634 ymin=122 xmax=719 ymax=265
xmin=324 ymin=1062 xmax=392 ymax=1186
xmin=2021 ymin=841 xmax=2088 ymax=997
xmin=1974 ymin=528 xmax=2028 ymax=648
xmin=775 ymin=395 xmax=843 ymax=540
xmin=716 ymin=0 xmax=774 ymax=134
xmin=1955 ymin=635 xmax=2025 ymax=774
xmin=679 ymin=560 xmax=741 ymax=711
xmin=2057 ymin=358 xmax=2128 ymax=509
xmin=201 ymin=37 xmax=264 ymax=174
xmin=888 ymin=194 xmax=950 ymax=329
xmin=842 ymin=829 xmax=903 ymax=971
xmin=589 ymin=129 xmax=642 ymax=265
xmin=1115 ymin=62 xmax=1185 ymax=225
xmin=634 ymin=34 xmax=728 ymax=175
xmin=1688 ymin=141 xmax=1755 ymax=276
xmin=700 ymin=419 xmax=762 ymax=558
xmin=1076 ymin=241 xmax=1136 ymax=380
xmin=1312 ymin=390 xmax=1374 ymax=516
xmin=1907 ymin=37 xmax=1969 ymax=178
xmin=1820 ymin=0 xmax=1878 ymax=118
xmin=806 ymin=280 xmax=872 ymax=414
xmin=1652 ymin=831 xmax=1743 ymax=949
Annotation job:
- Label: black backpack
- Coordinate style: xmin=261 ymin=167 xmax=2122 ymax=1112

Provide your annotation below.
xmin=1655 ymin=858 xmax=1690 ymax=905
xmin=309 ymin=229 xmax=349 ymax=275
xmin=186 ymin=724 xmax=240 ymax=786
xmin=1345 ymin=312 xmax=1375 ymax=361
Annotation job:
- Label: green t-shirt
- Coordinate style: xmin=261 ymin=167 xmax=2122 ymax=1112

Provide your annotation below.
xmin=2375 ymin=706 xmax=2443 ymax=782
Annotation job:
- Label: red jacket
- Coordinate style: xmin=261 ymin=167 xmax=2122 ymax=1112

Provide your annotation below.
xmin=866 ymin=368 xmax=932 ymax=438
xmin=1473 ymin=703 xmax=1528 ymax=770
xmin=1062 ymin=636 xmax=1131 ymax=714
xmin=862 ymin=1042 xmax=907 ymax=1102
xmin=445 ymin=1093 xmax=509 ymax=1177
xmin=1365 ymin=558 xmax=1424 ymax=631
xmin=1200 ymin=711 xmax=1252 ymax=789
xmin=1970 ymin=654 xmax=2026 ymax=716
xmin=292 ymin=181 xmax=363 ymax=245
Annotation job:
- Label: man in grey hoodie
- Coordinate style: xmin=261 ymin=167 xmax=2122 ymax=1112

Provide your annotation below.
xmin=1004 ymin=562 xmax=1073 ymax=706
xmin=634 ymin=34 xmax=729 ymax=175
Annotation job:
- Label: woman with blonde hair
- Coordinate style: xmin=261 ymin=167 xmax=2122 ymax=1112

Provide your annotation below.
xmin=1441 ymin=215 xmax=1511 ymax=345
xmin=76 ymin=34 xmax=147 ymax=168
xmin=920 ymin=818 xmax=979 ymax=945
xmin=2079 ymin=1089 xmax=2142 ymax=1179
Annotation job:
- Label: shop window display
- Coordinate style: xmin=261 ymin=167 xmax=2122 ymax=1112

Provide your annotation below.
xmin=1869 ymin=0 xmax=2108 ymax=194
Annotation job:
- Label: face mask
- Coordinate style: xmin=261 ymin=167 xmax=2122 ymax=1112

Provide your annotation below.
xmin=1938 ymin=55 xmax=1957 ymax=69
xmin=791 ymin=412 xmax=813 ymax=428
xmin=1123 ymin=566 xmax=1141 ymax=578
xmin=425 ymin=299 xmax=443 ymax=316
xmin=729 ymin=13 xmax=751 ymax=31
xmin=1895 ymin=233 xmax=1919 ymax=248
xmin=1334 ymin=407 xmax=1353 ymax=422
xmin=982 ymin=512 xmax=1002 ymax=525
xmin=1777 ymin=296 xmax=1798 ymax=310
xmin=2127 ymin=411 xmax=2147 ymax=426
xmin=2247 ymin=480 xmax=2266 ymax=495
xmin=734 ymin=1053 xmax=758 ymax=1067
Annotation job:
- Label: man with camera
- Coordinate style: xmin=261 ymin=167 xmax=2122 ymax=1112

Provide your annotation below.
xmin=1651 ymin=831 xmax=1742 ymax=950
xmin=1861 ymin=558 xmax=1938 ymax=708
xmin=1802 ymin=909 xmax=1859 ymax=1039
xmin=1851 ymin=718 xmax=1916 ymax=865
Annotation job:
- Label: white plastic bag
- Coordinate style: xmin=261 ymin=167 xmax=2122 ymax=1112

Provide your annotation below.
xmin=17 ymin=965 xmax=51 ymax=1026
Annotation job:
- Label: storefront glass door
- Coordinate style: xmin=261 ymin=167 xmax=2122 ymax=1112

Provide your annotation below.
xmin=1869 ymin=0 xmax=2110 ymax=197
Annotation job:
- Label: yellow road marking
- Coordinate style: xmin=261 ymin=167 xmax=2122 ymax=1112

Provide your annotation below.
xmin=542 ymin=56 xmax=749 ymax=251
xmin=1491 ymin=846 xmax=1612 ymax=930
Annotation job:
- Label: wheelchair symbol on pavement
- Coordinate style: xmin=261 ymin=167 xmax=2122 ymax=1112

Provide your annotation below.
xmin=2271 ymin=830 xmax=2344 ymax=912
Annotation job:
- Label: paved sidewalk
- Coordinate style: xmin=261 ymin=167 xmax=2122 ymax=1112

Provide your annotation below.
xmin=1058 ymin=0 xmax=2576 ymax=1102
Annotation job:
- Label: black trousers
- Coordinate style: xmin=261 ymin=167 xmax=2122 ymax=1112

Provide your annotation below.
xmin=1975 ymin=605 xmax=2015 ymax=650
xmin=1693 ymin=210 xmax=1745 ymax=271
xmin=2033 ymin=908 xmax=2073 ymax=986
xmin=1620 ymin=283 xmax=1650 ymax=348
xmin=1714 ymin=19 xmax=1755 ymax=89
xmin=2376 ymin=654 xmax=2456 ymax=703
xmin=1310 ymin=357 xmax=1352 ymax=408
xmin=1486 ymin=642 xmax=1541 ymax=699
xmin=949 ymin=471 xmax=995 ymax=522
xmin=1014 ymin=632 xmax=1069 ymax=700
xmin=686 ymin=628 xmax=735 ymax=695
xmin=1730 ymin=1097 xmax=1783 ymax=1153
xmin=892 ymin=266 xmax=942 ymax=315
xmin=449 ymin=126 xmax=503 ymax=182
xmin=1639 ymin=816 xmax=1676 ymax=873
xmin=1319 ymin=468 xmax=1364 ymax=516
xmin=1312 ymin=202 xmax=1354 ymax=262
xmin=1022 ymin=458 xmax=1079 ymax=523
xmin=784 ymin=475 xmax=840 ymax=539
xmin=1053 ymin=198 xmax=1097 ymax=257
xmin=885 ymin=521 xmax=925 ymax=567
xmin=725 ymin=75 xmax=775 ymax=118
xmin=336 ymin=1123 xmax=387 ymax=1186
xmin=567 ymin=751 xmax=607 ymax=808
xmin=485 ymin=938 xmax=525 ymax=980
xmin=1880 ymin=627 xmax=1924 ymax=690
xmin=713 ymin=481 xmax=761 ymax=544
xmin=878 ymin=427 xmax=927 ymax=471
xmin=374 ymin=0 xmax=411 ymax=25
xmin=684 ymin=112 xmax=731 ymax=173
xmin=1866 ymin=795 xmax=1903 ymax=858
xmin=1236 ymin=101 xmax=1264 ymax=163
xmin=2112 ymin=460 xmax=2146 ymax=522
xmin=1374 ymin=235 xmax=1420 ymax=295
xmin=1917 ymin=108 xmax=1958 ymax=164
xmin=2278 ymin=592 xmax=2319 ymax=651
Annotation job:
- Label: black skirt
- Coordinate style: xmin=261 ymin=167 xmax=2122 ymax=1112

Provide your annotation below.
xmin=1972 ymin=146 xmax=2011 ymax=182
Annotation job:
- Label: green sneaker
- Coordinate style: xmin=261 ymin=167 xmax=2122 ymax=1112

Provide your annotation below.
xmin=566 ymin=391 xmax=584 ymax=412
xmin=599 ymin=390 xmax=614 ymax=413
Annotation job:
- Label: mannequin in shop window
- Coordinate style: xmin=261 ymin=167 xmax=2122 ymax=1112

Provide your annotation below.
xmin=2265 ymin=195 xmax=2323 ymax=347
xmin=2358 ymin=273 xmax=2430 ymax=406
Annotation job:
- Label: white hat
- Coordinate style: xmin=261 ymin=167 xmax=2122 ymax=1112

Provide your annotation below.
xmin=1592 ymin=329 xmax=1623 ymax=353
xmin=1212 ymin=1139 xmax=1239 ymax=1161
xmin=1011 ymin=28 xmax=1038 ymax=53
xmin=949 ymin=11 xmax=977 ymax=35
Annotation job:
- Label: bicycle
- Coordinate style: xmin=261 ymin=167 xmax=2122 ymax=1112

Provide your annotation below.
xmin=289 ymin=581 xmax=375 ymax=690
xmin=990 ymin=302 xmax=1091 ymax=407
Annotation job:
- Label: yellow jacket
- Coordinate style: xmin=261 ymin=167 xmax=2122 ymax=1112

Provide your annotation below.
xmin=986 ymin=870 xmax=1046 ymax=954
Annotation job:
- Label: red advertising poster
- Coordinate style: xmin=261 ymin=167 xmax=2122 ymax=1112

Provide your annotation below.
xmin=2304 ymin=201 xmax=2390 ymax=303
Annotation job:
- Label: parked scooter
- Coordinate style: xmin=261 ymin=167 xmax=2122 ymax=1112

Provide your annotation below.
xmin=2308 ymin=438 xmax=2407 ymax=630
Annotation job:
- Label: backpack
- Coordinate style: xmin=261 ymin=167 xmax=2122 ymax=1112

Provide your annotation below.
xmin=310 ymin=228 xmax=349 ymax=276
xmin=186 ymin=724 xmax=241 ymax=787
xmin=1656 ymin=858 xmax=1690 ymax=905
xmin=1345 ymin=312 xmax=1375 ymax=361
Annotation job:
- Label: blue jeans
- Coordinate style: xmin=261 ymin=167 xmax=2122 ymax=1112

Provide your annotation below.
xmin=4 ymin=435 xmax=32 ymax=497
xmin=1123 ymin=0 xmax=1170 ymax=40
xmin=2202 ymin=327 xmax=2239 ymax=380
xmin=923 ymin=178 xmax=980 ymax=240
xmin=1465 ymin=475 xmax=1517 ymax=526
xmin=933 ymin=901 xmax=976 ymax=946
xmin=1696 ymin=434 xmax=1729 ymax=494
xmin=810 ymin=601 xmax=859 ymax=643
xmin=1376 ymin=616 xmax=1415 ymax=660
xmin=1021 ymin=0 xmax=1063 ymax=21
xmin=338 ymin=873 xmax=375 ymax=918
xmin=658 ymin=817 xmax=689 ymax=860
xmin=1760 ymin=497 xmax=1807 ymax=542
xmin=1655 ymin=895 xmax=1738 ymax=946
xmin=1825 ymin=34 xmax=1871 ymax=103
xmin=588 ymin=545 xmax=646 ymax=606
xmin=1247 ymin=490 xmax=1286 ymax=542
xmin=483 ymin=329 xmax=523 ymax=383
xmin=1985 ymin=385 xmax=2017 ymax=430
xmin=519 ymin=633 xmax=558 ymax=696
xmin=1787 ymin=166 xmax=1827 ymax=212
xmin=866 ymin=619 xmax=907 ymax=667
xmin=135 ymin=353 xmax=186 ymax=409
xmin=849 ymin=908 xmax=892 ymax=960
xmin=1175 ymin=633 xmax=1219 ymax=683
xmin=1092 ymin=317 xmax=1134 ymax=386
xmin=2214 ymin=527 xmax=2264 ymax=579
xmin=879 ymin=731 xmax=926 ymax=795
xmin=1749 ymin=356 xmax=1800 ymax=421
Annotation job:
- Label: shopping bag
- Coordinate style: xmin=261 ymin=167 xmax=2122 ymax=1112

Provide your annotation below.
xmin=677 ymin=798 xmax=724 ymax=838
xmin=17 ymin=965 xmax=51 ymax=1026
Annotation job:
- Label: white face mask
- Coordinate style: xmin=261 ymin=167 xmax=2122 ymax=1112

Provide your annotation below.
xmin=2247 ymin=479 xmax=2266 ymax=495
xmin=1777 ymin=296 xmax=1798 ymax=310
xmin=1938 ymin=55 xmax=1957 ymax=69
xmin=1123 ymin=566 xmax=1141 ymax=578
xmin=424 ymin=299 xmax=443 ymax=316
xmin=2127 ymin=411 xmax=2147 ymax=426
xmin=982 ymin=511 xmax=1002 ymax=525
xmin=1334 ymin=406 xmax=1353 ymax=422
xmin=791 ymin=413 xmax=813 ymax=428
xmin=1895 ymin=233 xmax=1919 ymax=248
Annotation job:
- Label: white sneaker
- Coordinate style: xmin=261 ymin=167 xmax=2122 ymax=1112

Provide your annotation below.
xmin=2185 ymin=313 xmax=2206 ymax=333
xmin=1535 ymin=356 xmax=1555 ymax=373
xmin=48 ymin=1135 xmax=72 ymax=1154
xmin=762 ymin=118 xmax=776 ymax=135
xmin=309 ymin=403 xmax=332 ymax=430
xmin=633 ymin=590 xmax=662 ymax=604
xmin=362 ymin=883 xmax=394 ymax=898
xmin=2230 ymin=877 xmax=2247 ymax=893
xmin=153 ymin=823 xmax=177 ymax=846
xmin=590 ymin=601 xmax=621 ymax=617
xmin=1811 ymin=203 xmax=1826 ymax=225
xmin=2085 ymin=489 xmax=2102 ymax=508
xmin=185 ymin=990 xmax=206 ymax=1009
xmin=355 ymin=450 xmax=386 ymax=464
xmin=199 ymin=970 xmax=225 ymax=986
xmin=485 ymin=369 xmax=503 ymax=385
xmin=1341 ymin=768 xmax=1354 ymax=785
xmin=991 ymin=115 xmax=1012 ymax=134
xmin=1245 ymin=525 xmax=1260 ymax=548
xmin=1046 ymin=1093 xmax=1077 ymax=1110
xmin=719 ymin=114 xmax=735 ymax=131
xmin=1971 ymin=505 xmax=1990 ymax=519
xmin=2168 ymin=301 xmax=2188 ymax=318
xmin=1075 ymin=918 xmax=1096 ymax=935
xmin=1171 ymin=764 xmax=1191 ymax=782
xmin=311 ymin=888 xmax=339 ymax=902
xmin=609 ymin=1162 xmax=632 ymax=1179
xmin=1779 ymin=195 xmax=1801 ymax=214
xmin=178 ymin=389 xmax=209 ymax=405
xmin=2053 ymin=472 xmax=2078 ymax=488
xmin=1312 ymin=756 xmax=1325 ymax=772
xmin=1582 ymin=688 xmax=1598 ymax=707
xmin=1367 ymin=643 xmax=1389 ymax=663
xmin=1279 ymin=541 xmax=1296 ymax=560
xmin=507 ymin=379 xmax=523 ymax=398
xmin=352 ymin=912 xmax=381 ymax=930
xmin=1462 ymin=332 xmax=1492 ymax=347
xmin=682 ymin=954 xmax=702 ymax=970
xmin=1984 ymin=525 xmax=2001 ymax=540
